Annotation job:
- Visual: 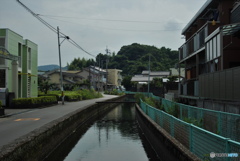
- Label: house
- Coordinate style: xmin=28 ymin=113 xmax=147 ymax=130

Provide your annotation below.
xmin=0 ymin=28 xmax=38 ymax=99
xmin=42 ymin=70 xmax=84 ymax=87
xmin=107 ymin=69 xmax=123 ymax=89
xmin=131 ymin=71 xmax=170 ymax=83
xmin=131 ymin=71 xmax=170 ymax=93
xmin=169 ymin=68 xmax=185 ymax=78
xmin=78 ymin=66 xmax=107 ymax=91
xmin=178 ymin=0 xmax=240 ymax=113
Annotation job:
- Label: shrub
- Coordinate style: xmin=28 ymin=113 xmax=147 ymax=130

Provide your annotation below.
xmin=12 ymin=96 xmax=57 ymax=108
xmin=64 ymin=94 xmax=82 ymax=101
xmin=38 ymin=94 xmax=60 ymax=101
xmin=134 ymin=93 xmax=146 ymax=104
xmin=0 ymin=101 xmax=2 ymax=108
xmin=183 ymin=117 xmax=203 ymax=128
xmin=104 ymin=89 xmax=124 ymax=95
xmin=40 ymin=96 xmax=57 ymax=104
xmin=167 ymin=104 xmax=179 ymax=118
xmin=78 ymin=89 xmax=102 ymax=100
xmin=145 ymin=97 xmax=156 ymax=107
xmin=41 ymin=89 xmax=103 ymax=101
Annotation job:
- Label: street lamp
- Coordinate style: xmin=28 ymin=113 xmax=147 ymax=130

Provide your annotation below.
xmin=57 ymin=26 xmax=69 ymax=105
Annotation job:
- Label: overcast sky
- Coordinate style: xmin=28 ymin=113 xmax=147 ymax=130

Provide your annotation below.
xmin=0 ymin=0 xmax=207 ymax=66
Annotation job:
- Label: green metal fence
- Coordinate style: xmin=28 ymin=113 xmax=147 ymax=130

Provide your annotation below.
xmin=125 ymin=91 xmax=240 ymax=142
xmin=160 ymin=98 xmax=240 ymax=143
xmin=140 ymin=99 xmax=240 ymax=161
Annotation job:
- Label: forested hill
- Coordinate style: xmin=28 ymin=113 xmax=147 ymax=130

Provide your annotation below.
xmin=107 ymin=43 xmax=178 ymax=75
xmin=67 ymin=43 xmax=179 ymax=76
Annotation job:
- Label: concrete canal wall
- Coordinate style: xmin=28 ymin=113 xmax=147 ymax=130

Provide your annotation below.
xmin=0 ymin=96 xmax=124 ymax=161
xmin=135 ymin=104 xmax=200 ymax=161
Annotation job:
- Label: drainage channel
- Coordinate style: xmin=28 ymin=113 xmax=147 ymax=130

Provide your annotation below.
xmin=43 ymin=103 xmax=161 ymax=161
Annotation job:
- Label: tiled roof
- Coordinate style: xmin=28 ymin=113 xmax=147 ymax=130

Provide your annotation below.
xmin=141 ymin=70 xmax=170 ymax=76
xmin=131 ymin=76 xmax=154 ymax=82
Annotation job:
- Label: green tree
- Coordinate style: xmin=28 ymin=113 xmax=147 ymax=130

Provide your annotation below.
xmin=121 ymin=76 xmax=133 ymax=91
xmin=150 ymin=78 xmax=163 ymax=88
xmin=39 ymin=81 xmax=55 ymax=94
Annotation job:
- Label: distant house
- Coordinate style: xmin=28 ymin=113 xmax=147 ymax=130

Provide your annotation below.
xmin=131 ymin=71 xmax=170 ymax=83
xmin=131 ymin=71 xmax=170 ymax=93
xmin=43 ymin=70 xmax=84 ymax=87
xmin=169 ymin=68 xmax=185 ymax=78
xmin=107 ymin=69 xmax=123 ymax=89
xmin=0 ymin=28 xmax=38 ymax=99
xmin=78 ymin=66 xmax=107 ymax=91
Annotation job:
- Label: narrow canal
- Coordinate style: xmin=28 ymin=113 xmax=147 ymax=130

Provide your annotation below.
xmin=44 ymin=103 xmax=161 ymax=161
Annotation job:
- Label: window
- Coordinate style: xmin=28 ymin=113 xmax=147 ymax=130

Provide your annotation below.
xmin=0 ymin=69 xmax=6 ymax=87
xmin=0 ymin=38 xmax=5 ymax=65
xmin=18 ymin=43 xmax=22 ymax=67
xmin=213 ymin=37 xmax=217 ymax=59
xmin=209 ymin=40 xmax=213 ymax=61
xmin=0 ymin=58 xmax=4 ymax=65
xmin=0 ymin=38 xmax=5 ymax=47
xmin=206 ymin=34 xmax=221 ymax=63
xmin=28 ymin=48 xmax=31 ymax=70
xmin=206 ymin=43 xmax=210 ymax=62
xmin=216 ymin=34 xmax=221 ymax=57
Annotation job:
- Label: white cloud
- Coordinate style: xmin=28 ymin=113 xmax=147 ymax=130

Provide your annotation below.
xmin=0 ymin=0 xmax=207 ymax=66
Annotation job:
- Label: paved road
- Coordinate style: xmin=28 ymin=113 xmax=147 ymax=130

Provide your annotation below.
xmin=0 ymin=94 xmax=119 ymax=148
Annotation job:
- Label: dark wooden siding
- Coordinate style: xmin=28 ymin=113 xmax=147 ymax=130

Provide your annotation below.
xmin=199 ymin=66 xmax=240 ymax=101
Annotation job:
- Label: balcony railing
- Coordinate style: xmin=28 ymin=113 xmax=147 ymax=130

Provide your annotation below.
xmin=231 ymin=2 xmax=240 ymax=23
xmin=180 ymin=79 xmax=199 ymax=97
xmin=18 ymin=57 xmax=22 ymax=68
xmin=179 ymin=22 xmax=220 ymax=62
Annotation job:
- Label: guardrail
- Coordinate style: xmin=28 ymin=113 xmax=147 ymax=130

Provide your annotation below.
xmin=161 ymin=98 xmax=240 ymax=143
xmin=125 ymin=91 xmax=240 ymax=143
xmin=140 ymin=99 xmax=240 ymax=161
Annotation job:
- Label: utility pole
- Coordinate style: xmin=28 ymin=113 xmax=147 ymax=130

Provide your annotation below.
xmin=148 ymin=54 xmax=151 ymax=97
xmin=57 ymin=27 xmax=64 ymax=105
xmin=57 ymin=26 xmax=69 ymax=105
xmin=98 ymin=55 xmax=101 ymax=92
xmin=105 ymin=46 xmax=111 ymax=91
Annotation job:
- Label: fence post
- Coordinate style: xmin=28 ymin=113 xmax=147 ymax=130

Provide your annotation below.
xmin=218 ymin=112 xmax=222 ymax=135
xmin=160 ymin=110 xmax=163 ymax=127
xmin=225 ymin=138 xmax=230 ymax=161
xmin=188 ymin=106 xmax=191 ymax=118
xmin=189 ymin=124 xmax=193 ymax=152
xmin=146 ymin=103 xmax=148 ymax=115
xmin=171 ymin=115 xmax=175 ymax=137
xmin=180 ymin=104 xmax=183 ymax=120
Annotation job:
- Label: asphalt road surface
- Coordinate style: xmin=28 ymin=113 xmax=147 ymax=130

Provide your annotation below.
xmin=0 ymin=94 xmax=119 ymax=148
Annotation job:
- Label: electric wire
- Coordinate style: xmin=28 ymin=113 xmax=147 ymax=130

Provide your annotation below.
xmin=39 ymin=14 xmax=186 ymax=24
xmin=16 ymin=0 xmax=96 ymax=58
xmin=40 ymin=15 xmax=182 ymax=32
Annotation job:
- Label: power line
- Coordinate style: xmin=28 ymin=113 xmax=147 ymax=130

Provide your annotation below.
xmin=40 ymin=15 xmax=182 ymax=32
xmin=39 ymin=14 xmax=186 ymax=24
xmin=16 ymin=0 xmax=96 ymax=58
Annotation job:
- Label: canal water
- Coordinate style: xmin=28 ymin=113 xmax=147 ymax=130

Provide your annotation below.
xmin=44 ymin=103 xmax=160 ymax=161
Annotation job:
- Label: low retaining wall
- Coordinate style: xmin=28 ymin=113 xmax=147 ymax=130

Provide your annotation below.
xmin=0 ymin=96 xmax=124 ymax=161
xmin=135 ymin=104 xmax=200 ymax=161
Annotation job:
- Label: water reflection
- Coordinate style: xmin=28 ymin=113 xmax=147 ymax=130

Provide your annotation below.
xmin=44 ymin=103 xmax=160 ymax=161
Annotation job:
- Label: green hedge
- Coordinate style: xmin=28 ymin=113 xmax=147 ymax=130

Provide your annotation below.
xmin=38 ymin=94 xmax=60 ymax=101
xmin=79 ymin=89 xmax=103 ymax=100
xmin=104 ymin=89 xmax=125 ymax=96
xmin=12 ymin=96 xmax=57 ymax=108
xmin=64 ymin=94 xmax=82 ymax=102
xmin=0 ymin=101 xmax=2 ymax=108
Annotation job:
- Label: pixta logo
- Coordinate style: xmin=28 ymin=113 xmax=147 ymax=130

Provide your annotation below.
xmin=210 ymin=152 xmax=238 ymax=158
